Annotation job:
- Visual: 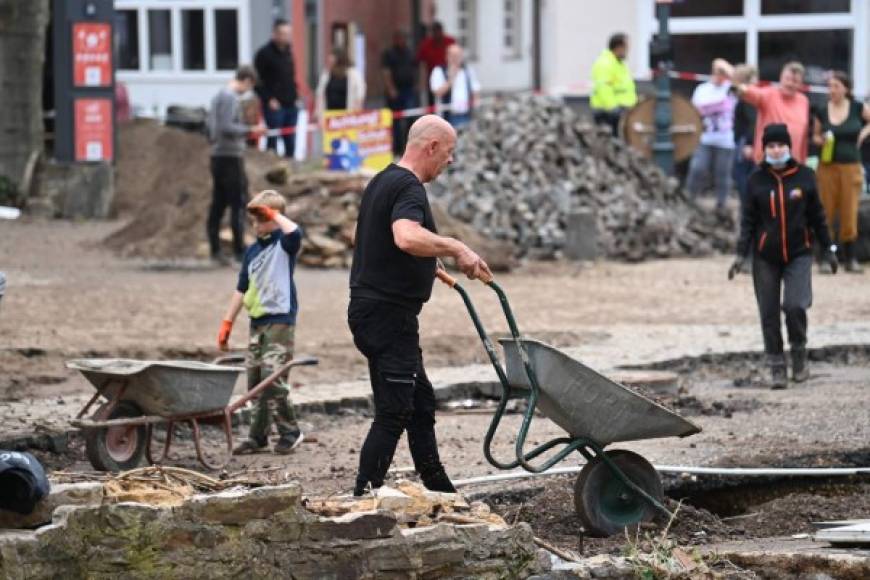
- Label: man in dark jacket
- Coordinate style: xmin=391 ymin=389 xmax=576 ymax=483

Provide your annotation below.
xmin=255 ymin=19 xmax=298 ymax=157
xmin=729 ymin=123 xmax=838 ymax=388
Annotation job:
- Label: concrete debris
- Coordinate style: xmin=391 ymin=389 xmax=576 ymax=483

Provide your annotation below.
xmin=429 ymin=94 xmax=737 ymax=261
xmin=279 ymin=170 xmax=514 ymax=270
xmin=0 ymin=481 xmax=546 ymax=579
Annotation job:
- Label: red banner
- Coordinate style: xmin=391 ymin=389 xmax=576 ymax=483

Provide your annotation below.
xmin=73 ymin=22 xmax=112 ymax=87
xmin=75 ymin=98 xmax=113 ymax=161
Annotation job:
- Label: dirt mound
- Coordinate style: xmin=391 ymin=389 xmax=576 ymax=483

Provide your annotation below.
xmin=104 ymin=120 xmax=278 ymax=259
xmin=105 ymin=121 xmax=513 ymax=269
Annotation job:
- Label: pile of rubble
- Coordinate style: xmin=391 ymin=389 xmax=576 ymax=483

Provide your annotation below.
xmin=429 ymin=94 xmax=736 ymax=261
xmin=105 ymin=121 xmax=513 ymax=270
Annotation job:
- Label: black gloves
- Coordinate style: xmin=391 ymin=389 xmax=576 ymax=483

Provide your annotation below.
xmin=728 ymin=256 xmax=749 ymax=280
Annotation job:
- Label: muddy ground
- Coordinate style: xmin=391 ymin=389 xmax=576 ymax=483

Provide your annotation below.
xmin=3 ymin=219 xmax=870 ymax=567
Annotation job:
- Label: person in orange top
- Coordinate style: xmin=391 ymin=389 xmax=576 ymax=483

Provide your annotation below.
xmin=736 ymin=62 xmax=810 ymax=163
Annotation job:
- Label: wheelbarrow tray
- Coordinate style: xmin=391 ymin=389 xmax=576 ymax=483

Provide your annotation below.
xmin=66 ymin=359 xmax=242 ymax=417
xmin=499 ymin=339 xmax=700 ymax=444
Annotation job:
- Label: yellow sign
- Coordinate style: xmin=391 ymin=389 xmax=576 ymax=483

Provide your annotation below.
xmin=322 ymin=109 xmax=393 ymax=172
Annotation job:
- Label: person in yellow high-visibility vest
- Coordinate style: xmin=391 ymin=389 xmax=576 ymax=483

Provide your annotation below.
xmin=590 ymin=33 xmax=637 ymax=137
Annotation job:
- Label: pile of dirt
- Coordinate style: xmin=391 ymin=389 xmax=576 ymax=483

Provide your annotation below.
xmin=104 ymin=121 xmax=513 ymax=270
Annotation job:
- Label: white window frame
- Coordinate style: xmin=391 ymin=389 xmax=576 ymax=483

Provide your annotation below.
xmin=502 ymin=0 xmax=522 ymax=60
xmin=115 ymin=0 xmax=250 ymax=81
xmin=637 ymin=0 xmax=866 ymax=97
xmin=456 ymin=0 xmax=478 ymax=61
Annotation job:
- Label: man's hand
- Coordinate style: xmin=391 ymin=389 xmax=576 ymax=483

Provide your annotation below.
xmin=728 ymin=256 xmax=748 ymax=280
xmin=742 ymin=145 xmax=754 ymax=160
xmin=248 ymin=204 xmax=278 ymax=222
xmin=268 ymin=98 xmax=281 ymax=111
xmin=455 ymin=245 xmax=493 ymax=281
xmin=824 ymin=250 xmax=839 ymax=275
xmin=217 ymin=320 xmax=233 ymax=351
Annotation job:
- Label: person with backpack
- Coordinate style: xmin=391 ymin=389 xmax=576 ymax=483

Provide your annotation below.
xmin=429 ymin=44 xmax=480 ymax=128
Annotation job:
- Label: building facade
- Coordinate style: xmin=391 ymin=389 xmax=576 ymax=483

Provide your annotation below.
xmin=113 ymin=0 xmax=436 ymax=116
xmin=434 ymin=0 xmax=869 ymax=100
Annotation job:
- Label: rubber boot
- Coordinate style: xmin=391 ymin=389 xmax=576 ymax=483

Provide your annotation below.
xmin=767 ymin=354 xmax=788 ymax=390
xmin=844 ymin=242 xmax=863 ymax=274
xmin=791 ymin=348 xmax=809 ymax=383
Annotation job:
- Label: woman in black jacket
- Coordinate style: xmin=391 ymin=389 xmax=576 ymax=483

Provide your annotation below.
xmin=729 ymin=124 xmax=838 ymax=388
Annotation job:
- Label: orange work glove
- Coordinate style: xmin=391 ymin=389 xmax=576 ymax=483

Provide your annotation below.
xmin=217 ymin=319 xmax=233 ymax=350
xmin=248 ymin=204 xmax=278 ymax=222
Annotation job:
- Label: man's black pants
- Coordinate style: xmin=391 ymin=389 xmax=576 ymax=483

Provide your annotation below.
xmin=752 ymin=253 xmax=812 ymax=356
xmin=207 ymin=156 xmax=247 ymax=259
xmin=347 ymin=298 xmax=453 ymax=495
xmin=592 ymin=109 xmax=622 ymax=137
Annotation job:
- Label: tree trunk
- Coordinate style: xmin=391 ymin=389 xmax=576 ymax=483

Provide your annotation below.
xmin=0 ymin=0 xmax=49 ymax=204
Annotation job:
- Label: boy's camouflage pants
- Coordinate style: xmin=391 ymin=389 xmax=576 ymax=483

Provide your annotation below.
xmin=246 ymin=323 xmax=299 ymax=442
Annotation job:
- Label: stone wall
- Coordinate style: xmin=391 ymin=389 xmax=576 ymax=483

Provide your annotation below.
xmin=0 ymin=483 xmax=547 ymax=579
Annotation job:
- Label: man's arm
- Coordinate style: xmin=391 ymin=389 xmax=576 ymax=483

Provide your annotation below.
xmin=215 ymin=94 xmax=252 ymax=138
xmin=590 ymin=58 xmax=615 ymax=108
xmin=430 ymin=67 xmax=451 ymax=98
xmin=254 ymin=48 xmax=272 ymax=102
xmin=392 ymin=219 xmax=491 ymax=280
xmin=736 ymin=83 xmax=763 ymax=108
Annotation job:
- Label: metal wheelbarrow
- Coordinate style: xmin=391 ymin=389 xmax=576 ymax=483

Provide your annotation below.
xmin=67 ymin=355 xmax=317 ymax=472
xmin=436 ymin=269 xmax=700 ymax=537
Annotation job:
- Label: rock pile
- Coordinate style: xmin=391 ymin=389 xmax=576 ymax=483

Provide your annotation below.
xmin=429 ymin=94 xmax=736 ymax=261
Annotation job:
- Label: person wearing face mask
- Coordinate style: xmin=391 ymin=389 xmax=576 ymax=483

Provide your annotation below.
xmin=737 ymin=62 xmax=810 ymax=163
xmin=729 ymin=123 xmax=837 ymax=389
xmin=812 ymin=71 xmax=870 ymax=274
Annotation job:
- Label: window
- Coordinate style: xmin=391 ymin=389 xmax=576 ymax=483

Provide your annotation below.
xmin=758 ymin=29 xmax=852 ymax=104
xmin=670 ymin=0 xmax=743 ymax=17
xmin=761 ymin=0 xmax=850 ymax=15
xmin=456 ymin=0 xmax=477 ymax=60
xmin=115 ymin=9 xmax=139 ymax=70
xmin=503 ymin=0 xmax=521 ymax=59
xmin=147 ymin=9 xmax=172 ymax=71
xmin=181 ymin=10 xmax=205 ymax=71
xmin=215 ymin=9 xmax=239 ymax=70
xmin=671 ymin=33 xmax=746 ymax=97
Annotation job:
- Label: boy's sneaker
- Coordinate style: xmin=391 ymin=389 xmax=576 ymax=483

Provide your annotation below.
xmin=274 ymin=431 xmax=304 ymax=455
xmin=232 ymin=437 xmax=268 ymax=455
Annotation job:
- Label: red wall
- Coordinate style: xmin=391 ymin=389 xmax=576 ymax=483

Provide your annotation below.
xmin=290 ymin=0 xmax=439 ymax=105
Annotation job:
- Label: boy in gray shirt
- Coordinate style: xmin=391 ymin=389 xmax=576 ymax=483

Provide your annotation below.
xmin=206 ymin=65 xmax=262 ymax=264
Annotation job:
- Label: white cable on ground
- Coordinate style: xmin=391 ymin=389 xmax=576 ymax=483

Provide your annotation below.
xmin=453 ymin=464 xmax=870 ymax=488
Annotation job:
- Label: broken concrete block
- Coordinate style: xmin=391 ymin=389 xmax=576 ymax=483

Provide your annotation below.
xmin=305 ymin=510 xmax=398 ymax=542
xmin=0 ymin=482 xmax=104 ymax=530
xmin=181 ymin=483 xmax=301 ymax=524
xmin=375 ymin=486 xmax=413 ymax=512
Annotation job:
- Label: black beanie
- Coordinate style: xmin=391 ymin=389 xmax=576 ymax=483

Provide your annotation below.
xmin=762 ymin=123 xmax=791 ymax=148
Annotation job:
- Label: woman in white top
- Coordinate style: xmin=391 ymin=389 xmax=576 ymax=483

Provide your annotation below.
xmin=315 ymin=47 xmax=366 ymax=121
xmin=429 ymin=44 xmax=480 ymax=128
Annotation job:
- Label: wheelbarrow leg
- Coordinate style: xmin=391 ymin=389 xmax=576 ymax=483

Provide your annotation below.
xmin=157 ymin=420 xmax=176 ymax=463
xmin=191 ymin=418 xmax=230 ymax=471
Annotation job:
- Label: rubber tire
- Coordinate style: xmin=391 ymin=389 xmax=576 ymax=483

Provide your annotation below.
xmin=574 ymin=449 xmax=663 ymax=537
xmin=85 ymin=401 xmax=147 ymax=472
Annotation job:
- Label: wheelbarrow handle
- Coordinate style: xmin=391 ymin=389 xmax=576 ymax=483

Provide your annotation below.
xmin=436 ymin=267 xmax=493 ymax=287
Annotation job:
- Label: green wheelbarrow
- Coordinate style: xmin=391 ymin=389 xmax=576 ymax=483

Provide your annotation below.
xmin=436 ymin=269 xmax=701 ymax=537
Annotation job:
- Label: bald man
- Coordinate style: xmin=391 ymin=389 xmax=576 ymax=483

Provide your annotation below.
xmin=348 ymin=115 xmax=491 ymax=496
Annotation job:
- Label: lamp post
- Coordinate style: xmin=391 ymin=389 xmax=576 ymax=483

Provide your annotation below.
xmin=650 ymin=1 xmax=674 ymax=174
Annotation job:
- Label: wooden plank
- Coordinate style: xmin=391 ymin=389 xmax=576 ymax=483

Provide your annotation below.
xmin=70 ymin=415 xmax=165 ymax=429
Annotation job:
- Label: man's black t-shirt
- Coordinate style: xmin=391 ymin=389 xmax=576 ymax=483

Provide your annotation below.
xmin=381 ymin=46 xmax=417 ymax=91
xmin=350 ymin=164 xmax=437 ymax=312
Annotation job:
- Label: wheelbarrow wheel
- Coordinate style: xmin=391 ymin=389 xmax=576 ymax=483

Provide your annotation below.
xmin=85 ymin=401 xmax=147 ymax=472
xmin=574 ymin=450 xmax=663 ymax=537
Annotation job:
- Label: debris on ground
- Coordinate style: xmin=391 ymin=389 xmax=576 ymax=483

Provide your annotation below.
xmin=103 ymin=121 xmax=513 ymax=269
xmin=429 ymin=94 xmax=737 ymax=261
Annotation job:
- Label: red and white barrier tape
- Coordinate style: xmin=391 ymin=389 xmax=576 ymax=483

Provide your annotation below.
xmin=661 ymin=69 xmax=834 ymax=96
